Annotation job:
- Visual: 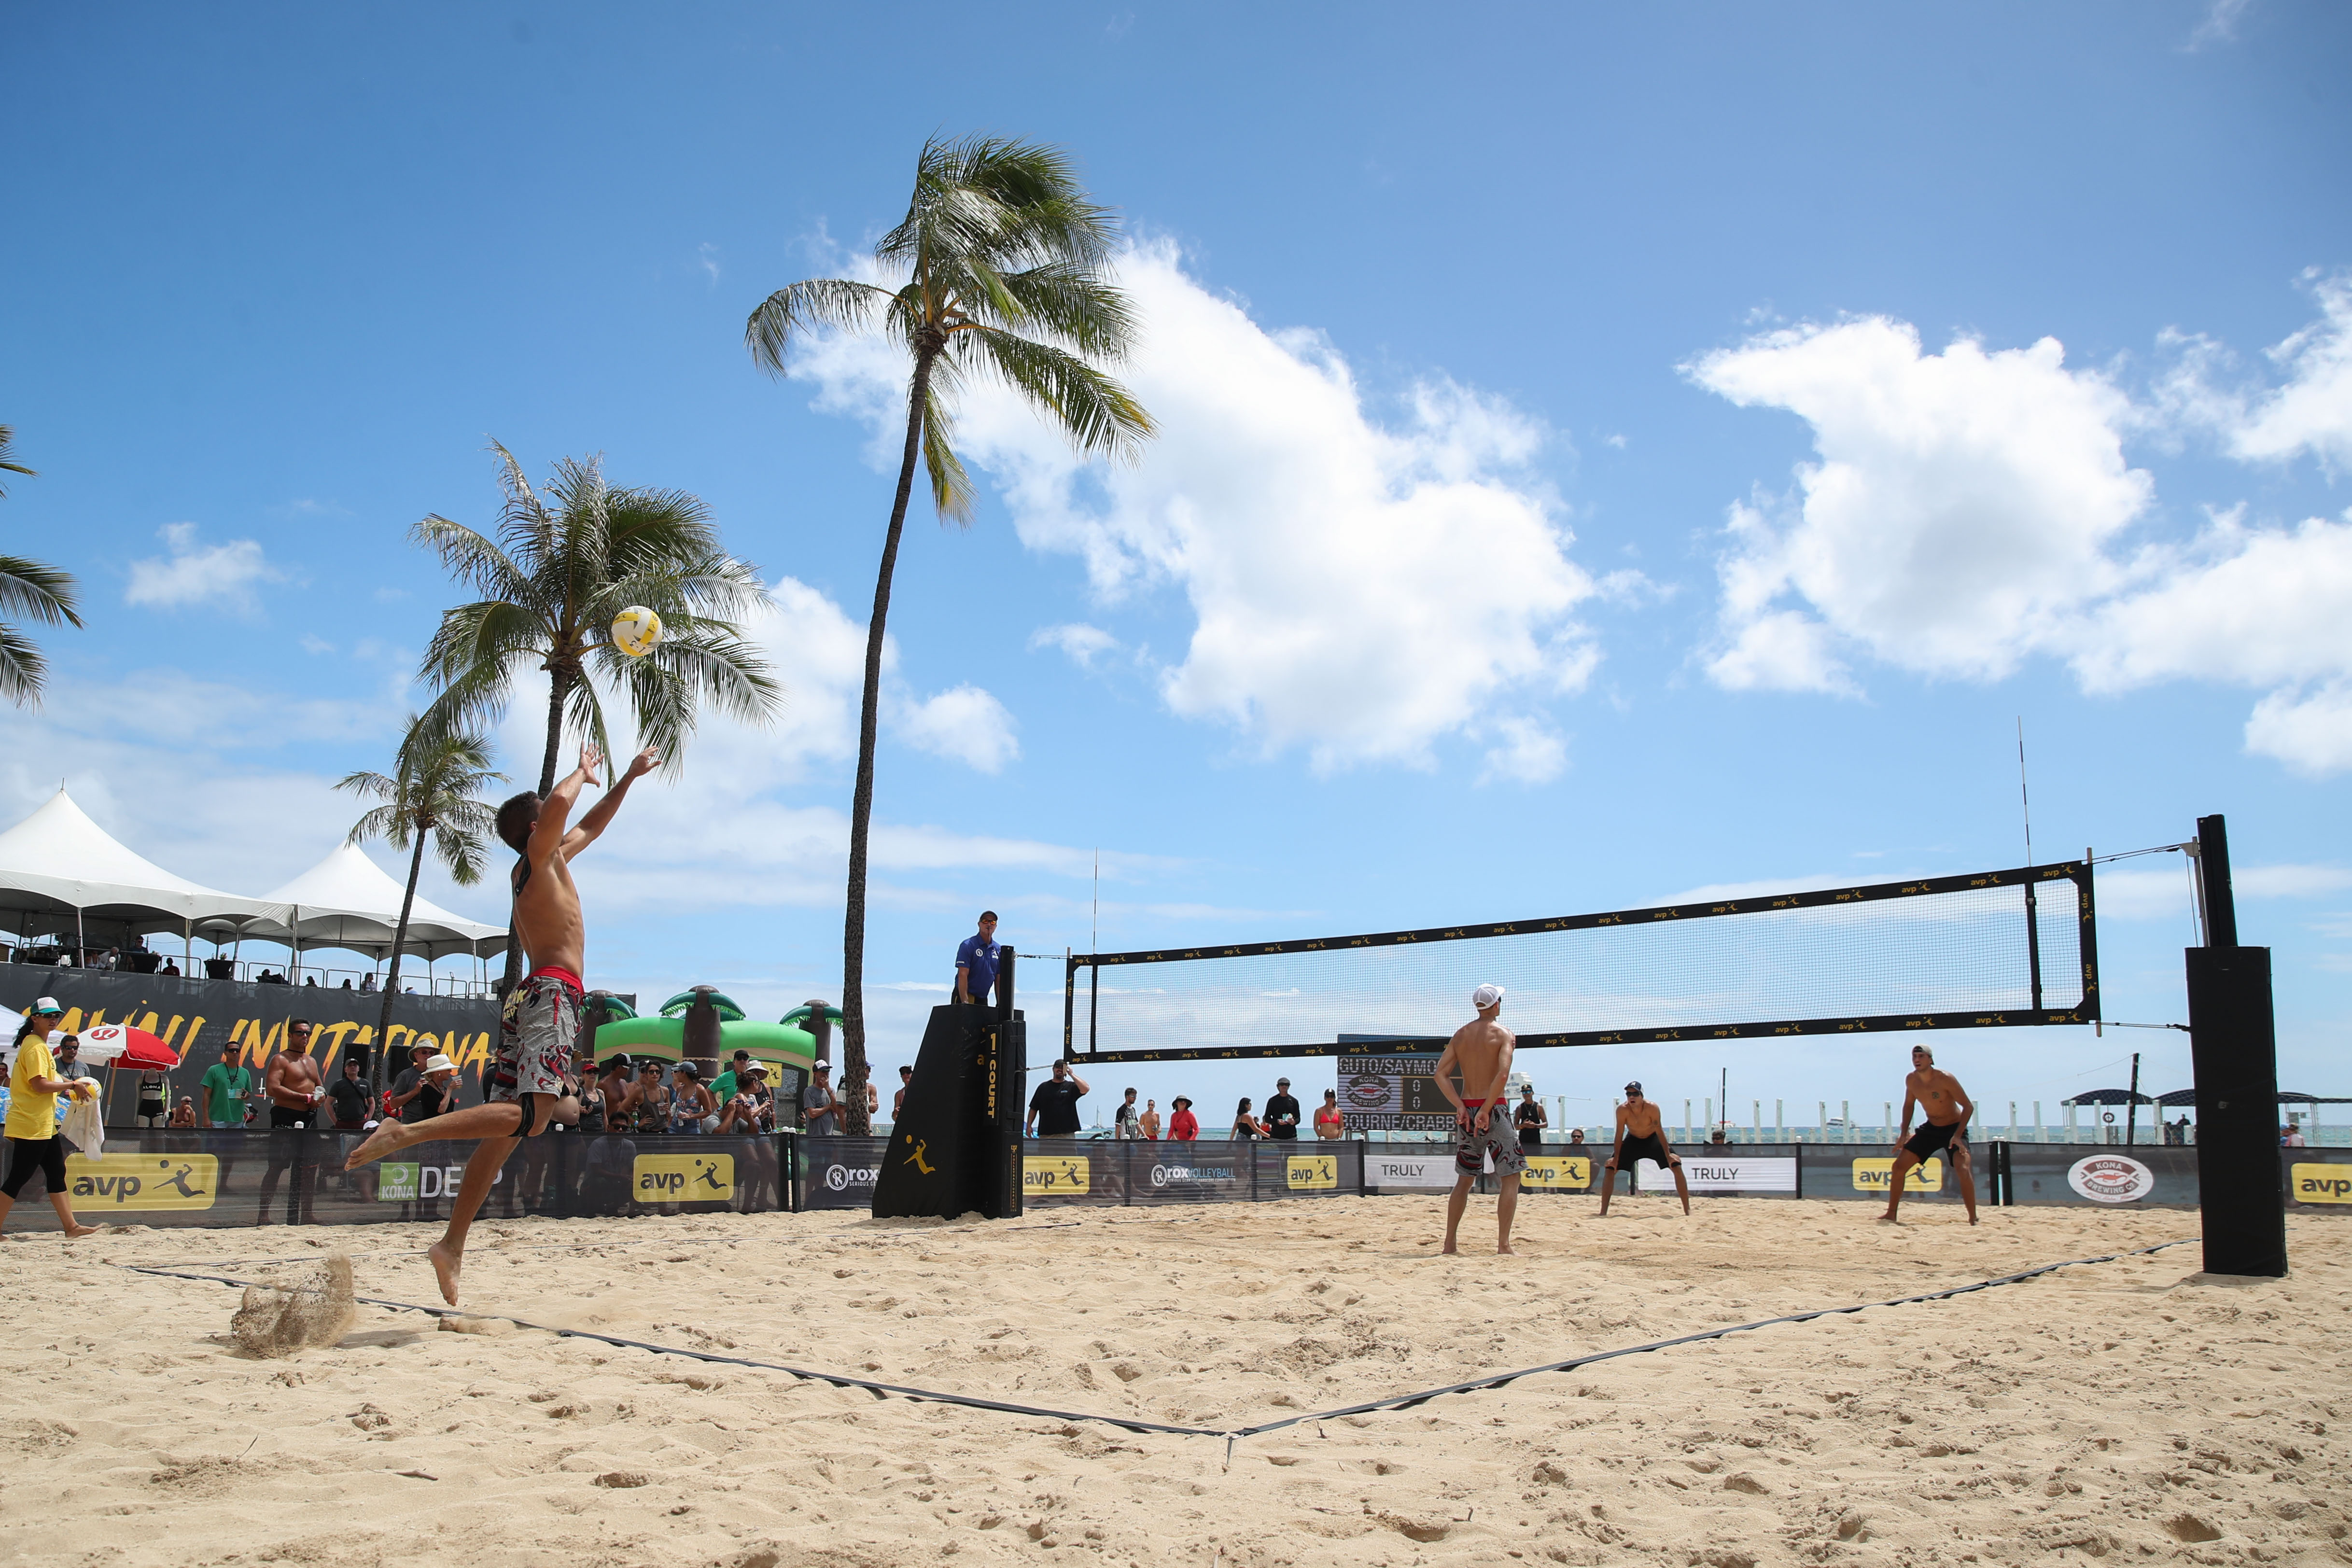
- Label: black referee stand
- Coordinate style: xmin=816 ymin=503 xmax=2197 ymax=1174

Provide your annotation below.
xmin=2183 ymin=815 xmax=2288 ymax=1277
xmin=871 ymin=950 xmax=1026 ymax=1220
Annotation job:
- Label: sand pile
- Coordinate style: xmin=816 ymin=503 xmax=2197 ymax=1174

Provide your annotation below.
xmin=228 ymin=1254 xmax=357 ymax=1357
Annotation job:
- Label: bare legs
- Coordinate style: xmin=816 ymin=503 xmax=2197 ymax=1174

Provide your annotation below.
xmin=430 ymin=1136 xmax=518 ymax=1304
xmin=1598 ymin=1157 xmax=1689 ymax=1216
xmin=0 ymin=1190 xmax=97 ymax=1239
xmin=1880 ymin=1149 xmax=1921 ymax=1223
xmin=1442 ymin=1170 xmax=1521 ymax=1254
xmin=347 ymin=1095 xmax=562 ymax=1304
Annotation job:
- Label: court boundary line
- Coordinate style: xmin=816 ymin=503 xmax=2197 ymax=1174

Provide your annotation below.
xmin=114 ymin=1236 xmax=2195 ymax=1442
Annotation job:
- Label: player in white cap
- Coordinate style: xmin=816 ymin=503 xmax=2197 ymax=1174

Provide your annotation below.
xmin=1435 ymin=983 xmax=1523 ymax=1254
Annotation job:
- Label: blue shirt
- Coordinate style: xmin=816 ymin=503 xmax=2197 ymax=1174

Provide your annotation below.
xmin=955 ymin=933 xmax=1000 ymax=1004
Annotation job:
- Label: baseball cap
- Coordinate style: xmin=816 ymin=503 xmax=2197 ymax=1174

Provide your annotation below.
xmin=30 ymin=996 xmax=63 ymax=1016
xmin=1624 ymin=1080 xmax=1643 ymax=1094
xmin=1472 ymin=983 xmax=1504 ymax=1009
xmin=1276 ymin=1077 xmax=1290 ymax=1086
xmin=813 ymin=1059 xmax=831 ymax=1070
xmin=675 ymin=1061 xmax=700 ymax=1078
xmin=742 ymin=1061 xmax=768 ymax=1077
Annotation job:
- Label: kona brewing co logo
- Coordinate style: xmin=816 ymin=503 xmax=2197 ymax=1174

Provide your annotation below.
xmin=1148 ymin=1163 xmax=1234 ymax=1187
xmin=2067 ymin=1154 xmax=2155 ymax=1204
xmin=825 ymin=1162 xmax=881 ymax=1191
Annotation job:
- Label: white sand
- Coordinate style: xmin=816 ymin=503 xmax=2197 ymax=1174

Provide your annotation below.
xmin=2 ymin=1195 xmax=2343 ymax=1566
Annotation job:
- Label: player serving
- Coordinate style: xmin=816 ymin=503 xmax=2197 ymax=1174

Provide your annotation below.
xmin=1436 ymin=983 xmax=1523 ymax=1255
xmin=1596 ymin=1079 xmax=1691 ymax=1217
xmin=1880 ymin=1044 xmax=1979 ymax=1226
xmin=348 ymin=742 xmax=658 ymax=1302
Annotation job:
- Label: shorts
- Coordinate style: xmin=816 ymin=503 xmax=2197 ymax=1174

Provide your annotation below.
xmin=1456 ymin=1104 xmax=1528 ymax=1177
xmin=2 ymin=1135 xmax=70 ymax=1199
xmin=492 ymin=968 xmax=585 ymax=1116
xmin=269 ymin=1106 xmax=316 ymax=1129
xmin=1903 ymin=1120 xmax=1965 ymax=1161
xmin=1610 ymin=1132 xmax=1679 ymax=1170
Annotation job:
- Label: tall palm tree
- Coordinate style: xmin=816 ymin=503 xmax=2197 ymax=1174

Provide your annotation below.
xmin=413 ymin=442 xmax=782 ymax=985
xmin=0 ymin=425 xmax=83 ymax=708
xmin=339 ymin=720 xmax=502 ymax=1094
xmin=745 ymin=135 xmax=1154 ymax=1134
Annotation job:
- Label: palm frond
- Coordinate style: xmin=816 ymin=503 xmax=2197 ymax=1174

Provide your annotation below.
xmin=341 ymin=800 xmax=411 ymax=851
xmin=988 ymin=262 xmax=1143 ymax=359
xmin=960 ymin=327 xmax=1156 ymax=461
xmin=0 ymin=621 xmax=50 ymax=707
xmin=418 ymin=598 xmax=547 ymax=695
xmin=0 ymin=425 xmax=33 ymax=498
xmin=921 ymin=383 xmax=978 ymax=523
xmin=745 ymin=278 xmax=897 ymax=375
xmin=412 ymin=514 xmax=537 ymax=607
xmin=0 ymin=555 xmax=83 ymax=628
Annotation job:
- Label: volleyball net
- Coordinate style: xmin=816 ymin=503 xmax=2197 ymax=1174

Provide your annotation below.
xmin=1061 ymin=862 xmax=2098 ymax=1063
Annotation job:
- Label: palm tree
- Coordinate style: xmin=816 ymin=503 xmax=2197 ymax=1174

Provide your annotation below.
xmin=339 ymin=720 xmax=503 ymax=1095
xmin=745 ymin=135 xmax=1154 ymax=1134
xmin=413 ymin=442 xmax=782 ymax=985
xmin=0 ymin=425 xmax=83 ymax=708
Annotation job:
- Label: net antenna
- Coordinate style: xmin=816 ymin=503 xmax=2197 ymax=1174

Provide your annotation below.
xmin=2018 ymin=717 xmax=2043 ymax=1011
xmin=1062 ymin=860 xmax=2100 ymax=1064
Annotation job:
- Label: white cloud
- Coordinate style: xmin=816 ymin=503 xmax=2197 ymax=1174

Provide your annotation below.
xmin=2185 ymin=0 xmax=2251 ymax=50
xmin=2099 ymin=860 xmax=2351 ymax=919
xmin=1029 ymin=622 xmax=1118 ymax=668
xmin=2230 ymin=271 xmax=2352 ymax=471
xmin=795 ymin=240 xmax=1597 ymax=774
xmin=2236 ymin=863 xmax=2352 ymax=898
xmin=896 ymin=685 xmax=1020 ymax=773
xmin=1692 ymin=305 xmax=2352 ymax=774
xmin=125 ymin=522 xmax=278 ymax=612
xmin=1476 ymin=715 xmax=1568 ymax=785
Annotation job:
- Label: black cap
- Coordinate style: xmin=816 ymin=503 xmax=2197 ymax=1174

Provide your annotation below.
xmin=1624 ymin=1080 xmax=1643 ymax=1094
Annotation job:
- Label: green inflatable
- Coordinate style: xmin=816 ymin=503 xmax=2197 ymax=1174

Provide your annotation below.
xmin=591 ymin=989 xmax=816 ymax=1071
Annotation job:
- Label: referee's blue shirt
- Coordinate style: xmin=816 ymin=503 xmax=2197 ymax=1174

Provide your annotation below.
xmin=955 ymin=934 xmax=1000 ymax=1004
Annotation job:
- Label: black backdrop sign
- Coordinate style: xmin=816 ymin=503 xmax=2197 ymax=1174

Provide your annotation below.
xmin=0 ymin=969 xmax=500 ymax=1116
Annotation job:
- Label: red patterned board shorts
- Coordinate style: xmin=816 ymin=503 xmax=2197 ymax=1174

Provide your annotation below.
xmin=491 ymin=968 xmax=584 ymax=1106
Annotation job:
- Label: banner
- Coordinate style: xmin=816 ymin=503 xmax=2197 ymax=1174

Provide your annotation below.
xmin=801 ymin=1137 xmax=887 ymax=1209
xmin=2286 ymin=1155 xmax=2352 ymax=1207
xmin=2005 ymin=1144 xmax=2198 ymax=1207
xmin=1340 ymin=1053 xmax=1457 ymax=1134
xmin=1670 ymin=1154 xmax=1797 ymax=1195
xmin=1521 ymin=1153 xmax=1592 ymax=1190
xmin=1363 ymin=1150 xmax=1457 ymax=1190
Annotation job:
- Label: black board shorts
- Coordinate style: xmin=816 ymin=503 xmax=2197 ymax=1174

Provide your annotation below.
xmin=1903 ymin=1120 xmax=1965 ymax=1161
xmin=1610 ymin=1132 xmax=1679 ymax=1169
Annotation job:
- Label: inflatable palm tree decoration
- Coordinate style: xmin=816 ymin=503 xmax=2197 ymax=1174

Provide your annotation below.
xmin=0 ymin=426 xmax=83 ymax=708
xmin=746 ymin=134 xmax=1154 ymax=1132
xmin=340 ymin=720 xmax=502 ymax=1094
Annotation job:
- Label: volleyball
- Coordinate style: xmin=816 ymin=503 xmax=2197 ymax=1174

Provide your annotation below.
xmin=611 ymin=605 xmax=663 ymax=658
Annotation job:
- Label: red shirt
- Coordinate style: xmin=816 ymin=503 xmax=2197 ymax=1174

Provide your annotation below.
xmin=1169 ymin=1107 xmax=1199 ymax=1141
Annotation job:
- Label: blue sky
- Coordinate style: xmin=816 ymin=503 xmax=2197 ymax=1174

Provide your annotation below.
xmin=4 ymin=1 xmax=2347 ymax=1128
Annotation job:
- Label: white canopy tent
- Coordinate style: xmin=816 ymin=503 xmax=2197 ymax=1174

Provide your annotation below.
xmin=238 ymin=842 xmax=506 ymax=969
xmin=0 ymin=788 xmax=287 ymax=957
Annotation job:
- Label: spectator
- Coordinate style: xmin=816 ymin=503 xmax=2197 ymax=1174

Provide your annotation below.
xmin=1231 ymin=1097 xmax=1263 ymax=1141
xmin=339 ymin=978 xmax=353 ymax=990
xmin=1168 ymin=1095 xmax=1198 ymax=1141
xmin=168 ymin=1096 xmax=198 ymax=1128
xmin=893 ymin=1063 xmax=914 ymax=1120
xmin=1115 ymin=1088 xmax=1143 ymax=1139
xmin=593 ymin=1056 xmax=638 ymax=1130
xmin=1315 ymin=1089 xmax=1344 ymax=1140
xmin=135 ymin=1066 xmax=169 ymax=1128
xmin=1139 ymin=1098 xmax=1162 ymax=1140
xmin=802 ymin=1061 xmax=841 ymax=1136
xmin=1567 ymin=1128 xmax=1587 ymax=1148
xmin=2282 ymin=1122 xmax=2307 ymax=1148
xmin=1024 ymin=1058 xmax=1089 ymax=1139
xmin=631 ymin=1061 xmax=670 ymax=1133
xmin=54 ymin=1036 xmax=93 ymax=1091
xmin=388 ymin=1043 xmax=435 ymax=1123
xmin=359 ymin=971 xmax=378 ymax=994
xmin=1514 ymin=1086 xmax=1547 ymax=1150
xmin=669 ymin=1062 xmax=717 ymax=1133
xmin=162 ymin=961 xmax=181 ymax=977
xmin=1708 ymin=1128 xmax=1729 ymax=1146
xmin=718 ymin=1062 xmax=773 ymax=1134
xmin=200 ymin=1042 xmax=254 ymax=1129
xmin=954 ymin=910 xmax=1001 ymax=1008
xmin=1263 ymin=1078 xmax=1301 ymax=1141
xmin=574 ymin=1069 xmax=609 ymax=1134
xmin=409 ymin=1053 xmax=460 ymax=1122
xmin=326 ymin=1054 xmax=372 ymax=1130
xmin=711 ymin=1050 xmax=751 ymax=1106
xmin=0 ymin=1000 xmax=99 ymax=1238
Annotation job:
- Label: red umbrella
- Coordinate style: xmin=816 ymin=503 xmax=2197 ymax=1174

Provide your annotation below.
xmin=75 ymin=1023 xmax=182 ymax=1070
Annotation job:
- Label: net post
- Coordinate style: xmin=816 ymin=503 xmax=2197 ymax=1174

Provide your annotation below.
xmin=2076 ymin=851 xmax=2102 ymax=1022
xmin=2184 ymin=814 xmax=2286 ymax=1278
xmin=2024 ymin=876 xmax=2044 ymax=1011
xmin=1063 ymin=948 xmax=1076 ymax=1061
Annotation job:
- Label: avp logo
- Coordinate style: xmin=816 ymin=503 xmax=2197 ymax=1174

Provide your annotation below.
xmin=1850 ymin=1157 xmax=1941 ymax=1192
xmin=2291 ymin=1163 xmax=2352 ymax=1204
xmin=1285 ymin=1154 xmax=1338 ymax=1191
xmin=635 ymin=1154 xmax=735 ymax=1202
xmin=65 ymin=1154 xmax=218 ymax=1211
xmin=1522 ymin=1156 xmax=1591 ymax=1190
xmin=1023 ymin=1155 xmax=1090 ymax=1195
xmin=825 ymin=1163 xmax=880 ymax=1191
xmin=2068 ymin=1155 xmax=2155 ymax=1204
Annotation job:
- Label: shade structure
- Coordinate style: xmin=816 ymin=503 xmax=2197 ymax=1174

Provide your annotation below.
xmin=0 ymin=788 xmax=285 ymax=943
xmin=234 ymin=841 xmax=506 ymax=962
xmin=2062 ymin=1088 xmax=2157 ymax=1106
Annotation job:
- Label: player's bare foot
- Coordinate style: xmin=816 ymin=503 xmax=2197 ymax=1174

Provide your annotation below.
xmin=429 ymin=1239 xmax=463 ymax=1304
xmin=62 ymin=1222 xmax=98 ymax=1239
xmin=1498 ymin=1243 xmax=1517 ymax=1255
xmin=1876 ymin=1213 xmax=1902 ymax=1225
xmin=345 ymin=1119 xmax=417 ymax=1170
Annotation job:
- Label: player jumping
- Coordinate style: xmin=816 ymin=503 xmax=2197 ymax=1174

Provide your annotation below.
xmin=347 ymin=742 xmax=657 ymax=1302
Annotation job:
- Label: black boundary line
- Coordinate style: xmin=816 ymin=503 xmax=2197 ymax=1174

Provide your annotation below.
xmin=114 ymin=1234 xmax=2189 ymax=1444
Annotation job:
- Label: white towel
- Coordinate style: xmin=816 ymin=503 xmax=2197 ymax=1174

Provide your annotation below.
xmin=62 ymin=1092 xmax=105 ymax=1158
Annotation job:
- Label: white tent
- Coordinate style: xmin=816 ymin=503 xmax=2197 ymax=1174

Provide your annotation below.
xmin=0 ymin=788 xmax=286 ymax=950
xmin=243 ymin=841 xmax=506 ymax=963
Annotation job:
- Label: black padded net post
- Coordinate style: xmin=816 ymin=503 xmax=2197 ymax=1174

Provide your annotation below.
xmin=1064 ymin=863 xmax=2099 ymax=1063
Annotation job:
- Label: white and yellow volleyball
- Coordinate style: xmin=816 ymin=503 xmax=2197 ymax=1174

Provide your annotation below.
xmin=611 ymin=605 xmax=663 ymax=658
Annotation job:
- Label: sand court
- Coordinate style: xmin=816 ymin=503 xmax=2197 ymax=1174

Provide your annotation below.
xmin=2 ymin=1197 xmax=2343 ymax=1567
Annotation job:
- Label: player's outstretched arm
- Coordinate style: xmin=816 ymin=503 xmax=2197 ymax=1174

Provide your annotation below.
xmin=563 ymin=747 xmax=658 ymax=859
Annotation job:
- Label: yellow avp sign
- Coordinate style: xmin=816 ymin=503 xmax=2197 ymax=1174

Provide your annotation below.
xmin=66 ymin=1153 xmax=219 ymax=1212
xmin=1285 ymin=1153 xmax=1339 ymax=1190
xmin=633 ymin=1153 xmax=734 ymax=1203
xmin=1849 ymin=1156 xmax=1941 ymax=1192
xmin=1024 ymin=1155 xmax=1091 ymax=1195
xmin=2289 ymin=1163 xmax=2352 ymax=1204
xmin=1522 ymin=1154 xmax=1592 ymax=1190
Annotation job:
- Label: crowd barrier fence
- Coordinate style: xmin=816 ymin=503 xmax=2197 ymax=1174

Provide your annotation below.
xmin=6 ymin=1134 xmax=2343 ymax=1231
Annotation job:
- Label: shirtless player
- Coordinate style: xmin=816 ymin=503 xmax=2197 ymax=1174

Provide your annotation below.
xmin=348 ymin=742 xmax=657 ymax=1301
xmin=1597 ymin=1080 xmax=1691 ymax=1217
xmin=1437 ymin=983 xmax=1523 ymax=1255
xmin=1881 ymin=1044 xmax=1979 ymax=1225
xmin=255 ymin=1019 xmax=324 ymax=1225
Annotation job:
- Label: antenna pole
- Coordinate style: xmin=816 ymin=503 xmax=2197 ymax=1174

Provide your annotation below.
xmin=2016 ymin=717 xmax=2034 ymax=866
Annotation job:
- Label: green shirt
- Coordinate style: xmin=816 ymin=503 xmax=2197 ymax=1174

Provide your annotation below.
xmin=710 ymin=1070 xmax=739 ymax=1104
xmin=200 ymin=1063 xmax=252 ymax=1126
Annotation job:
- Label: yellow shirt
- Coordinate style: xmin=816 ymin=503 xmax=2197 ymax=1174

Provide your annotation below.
xmin=6 ymin=1035 xmax=60 ymax=1140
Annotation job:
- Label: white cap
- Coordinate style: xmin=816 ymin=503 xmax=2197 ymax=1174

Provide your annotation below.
xmin=1472 ymin=983 xmax=1505 ymax=1010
